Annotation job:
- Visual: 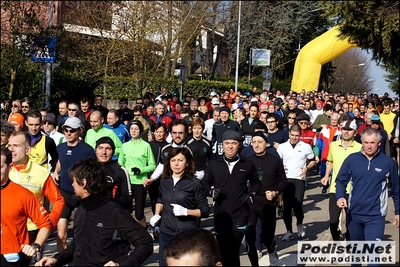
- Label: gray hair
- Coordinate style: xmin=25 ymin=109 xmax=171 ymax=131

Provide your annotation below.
xmin=331 ymin=113 xmax=341 ymax=119
xmin=361 ymin=128 xmax=382 ymax=142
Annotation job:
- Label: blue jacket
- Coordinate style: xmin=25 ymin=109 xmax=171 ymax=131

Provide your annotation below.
xmin=104 ymin=123 xmax=131 ymax=143
xmin=336 ymin=150 xmax=399 ymax=216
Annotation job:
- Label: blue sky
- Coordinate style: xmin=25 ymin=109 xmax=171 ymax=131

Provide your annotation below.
xmin=362 ymin=50 xmax=398 ymax=98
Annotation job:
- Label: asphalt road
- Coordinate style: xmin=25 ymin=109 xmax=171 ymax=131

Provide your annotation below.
xmin=41 ymin=168 xmax=399 ymax=266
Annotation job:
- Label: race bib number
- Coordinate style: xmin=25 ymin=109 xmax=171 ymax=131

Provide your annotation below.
xmin=217 ymin=143 xmax=224 ymax=155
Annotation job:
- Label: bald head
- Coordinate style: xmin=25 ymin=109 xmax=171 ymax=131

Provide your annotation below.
xmin=90 ymin=110 xmax=103 ymax=130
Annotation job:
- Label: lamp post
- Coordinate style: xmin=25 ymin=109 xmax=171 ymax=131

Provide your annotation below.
xmin=234 ymin=1 xmax=241 ymax=93
xmin=247 ymin=49 xmax=251 ymax=86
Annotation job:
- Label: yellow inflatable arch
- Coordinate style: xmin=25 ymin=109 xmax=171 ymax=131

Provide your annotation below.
xmin=291 ymin=26 xmax=358 ymax=93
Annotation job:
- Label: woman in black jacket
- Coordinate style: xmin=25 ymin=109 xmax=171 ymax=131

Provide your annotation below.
xmin=149 ymin=147 xmax=209 ymax=266
xmin=148 ymin=122 xmax=169 ymax=214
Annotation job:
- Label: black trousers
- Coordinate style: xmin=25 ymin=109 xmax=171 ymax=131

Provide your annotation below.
xmin=214 ymin=211 xmax=248 ymax=267
xmin=329 ymin=193 xmax=350 ymax=240
xmin=246 ymin=204 xmax=277 ymax=267
xmin=283 ymin=179 xmax=305 ymax=232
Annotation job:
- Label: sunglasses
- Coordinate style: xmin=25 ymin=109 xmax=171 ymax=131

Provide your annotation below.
xmin=192 ymin=115 xmax=199 ymax=118
xmin=64 ymin=128 xmax=77 ymax=133
xmin=183 ymin=105 xmax=189 ymax=107
xmin=136 ymin=103 xmax=143 ymax=105
xmin=288 ymin=117 xmax=296 ymax=119
xmin=172 ymin=131 xmax=184 ymax=135
xmin=12 ymin=105 xmax=20 ymax=108
xmin=68 ymin=108 xmax=77 ymax=111
xmin=299 ymin=121 xmax=308 ymax=124
xmin=134 ymin=113 xmax=141 ymax=116
xmin=22 ymin=106 xmax=29 ymax=108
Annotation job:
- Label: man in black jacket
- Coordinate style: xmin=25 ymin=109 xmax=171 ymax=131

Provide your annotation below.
xmin=211 ymin=106 xmax=243 ymax=157
xmin=95 ymin=137 xmax=132 ymax=211
xmin=202 ymin=130 xmax=260 ymax=267
xmin=246 ymin=132 xmax=287 ymax=266
xmin=35 ymin=157 xmax=153 ymax=266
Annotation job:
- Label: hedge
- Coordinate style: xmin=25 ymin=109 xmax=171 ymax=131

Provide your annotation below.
xmin=94 ymin=76 xmax=255 ymax=99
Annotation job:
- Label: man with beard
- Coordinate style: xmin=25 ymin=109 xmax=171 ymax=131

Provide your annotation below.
xmin=143 ymin=119 xmax=200 ymax=185
xmin=321 ymin=119 xmax=361 ymax=240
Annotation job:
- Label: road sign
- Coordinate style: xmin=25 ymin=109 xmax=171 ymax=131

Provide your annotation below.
xmin=252 ymin=49 xmax=271 ymax=66
xmin=262 ymin=68 xmax=273 ymax=80
xmin=31 ymin=36 xmax=56 ymax=63
xmin=263 ymin=80 xmax=271 ymax=91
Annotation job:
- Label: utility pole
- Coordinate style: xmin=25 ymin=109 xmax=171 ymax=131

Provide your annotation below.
xmin=247 ymin=49 xmax=251 ymax=86
xmin=234 ymin=1 xmax=241 ymax=93
xmin=44 ymin=0 xmax=54 ymax=108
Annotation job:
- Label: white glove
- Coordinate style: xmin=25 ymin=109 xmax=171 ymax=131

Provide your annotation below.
xmin=171 ymin=204 xmax=188 ymax=216
xmin=149 ymin=214 xmax=161 ymax=227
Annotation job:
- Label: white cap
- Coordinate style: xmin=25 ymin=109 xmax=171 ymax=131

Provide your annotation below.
xmin=211 ymin=98 xmax=220 ymax=105
xmin=231 ymin=103 xmax=238 ymax=111
xmin=63 ymin=117 xmax=82 ymax=129
xmin=340 ymin=120 xmax=358 ymax=131
xmin=210 ymin=91 xmax=217 ymax=96
xmin=250 ymin=97 xmax=258 ymax=103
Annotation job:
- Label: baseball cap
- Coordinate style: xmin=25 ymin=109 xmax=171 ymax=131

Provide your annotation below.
xmin=63 ymin=117 xmax=82 ymax=129
xmin=370 ymin=114 xmax=380 ymax=122
xmin=8 ymin=113 xmax=25 ymax=129
xmin=340 ymin=120 xmax=358 ymax=131
xmin=250 ymin=97 xmax=258 ymax=103
xmin=210 ymin=91 xmax=217 ymax=97
xmin=211 ymin=98 xmax=220 ymax=105
xmin=297 ymin=114 xmax=310 ymax=121
xmin=231 ymin=103 xmax=239 ymax=111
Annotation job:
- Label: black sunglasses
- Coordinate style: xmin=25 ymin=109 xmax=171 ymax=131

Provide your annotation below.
xmin=64 ymin=128 xmax=78 ymax=133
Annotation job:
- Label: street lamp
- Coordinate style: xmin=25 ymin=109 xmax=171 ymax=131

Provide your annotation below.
xmin=347 ymin=63 xmax=366 ymax=68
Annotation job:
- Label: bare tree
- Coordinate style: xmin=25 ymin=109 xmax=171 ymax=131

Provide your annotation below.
xmin=1 ymin=1 xmax=51 ymax=98
xmin=329 ymin=49 xmax=374 ymax=94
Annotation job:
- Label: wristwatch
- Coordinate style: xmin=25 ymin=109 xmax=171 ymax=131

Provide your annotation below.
xmin=32 ymin=243 xmax=41 ymax=252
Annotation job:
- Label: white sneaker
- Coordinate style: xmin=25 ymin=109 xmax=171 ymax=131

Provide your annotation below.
xmin=297 ymin=224 xmax=305 ymax=238
xmin=282 ymin=231 xmax=293 ymax=241
xmin=257 ymin=250 xmax=263 ymax=258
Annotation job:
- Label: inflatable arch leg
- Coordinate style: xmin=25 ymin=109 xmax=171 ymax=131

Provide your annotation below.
xmin=291 ymin=26 xmax=358 ymax=93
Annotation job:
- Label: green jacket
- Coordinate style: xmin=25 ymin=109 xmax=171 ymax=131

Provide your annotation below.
xmin=84 ymin=126 xmax=123 ymax=158
xmin=118 ymin=138 xmax=156 ymax=184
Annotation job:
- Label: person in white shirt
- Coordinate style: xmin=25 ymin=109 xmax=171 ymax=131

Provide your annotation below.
xmin=277 ymin=125 xmax=316 ymax=241
xmin=42 ymin=113 xmax=66 ymax=146
xmin=310 ymin=100 xmax=324 ymax=124
xmin=203 ymin=107 xmax=220 ymax=142
xmin=42 ymin=113 xmax=66 ymax=172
